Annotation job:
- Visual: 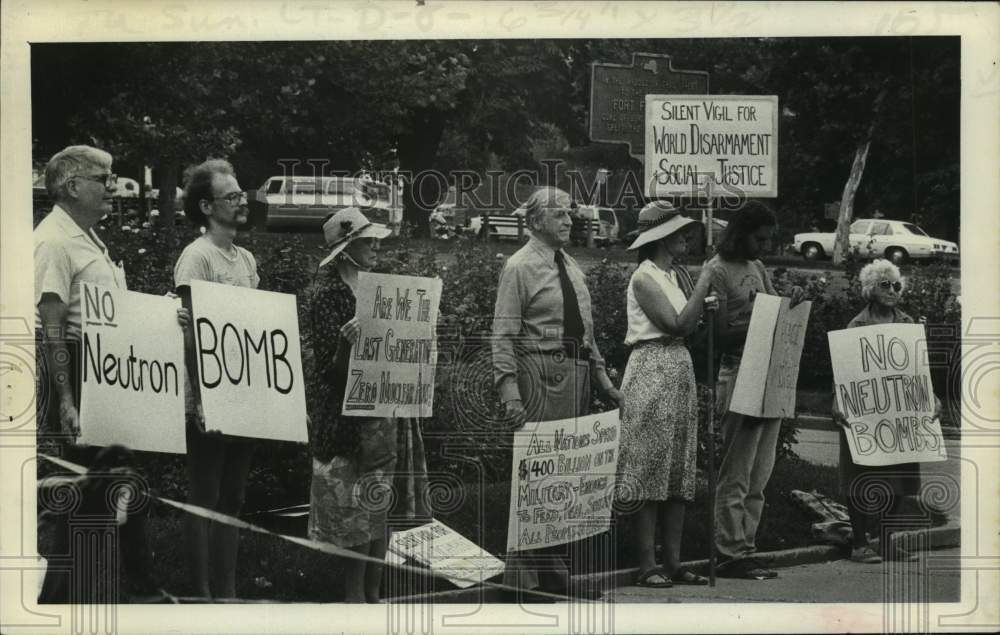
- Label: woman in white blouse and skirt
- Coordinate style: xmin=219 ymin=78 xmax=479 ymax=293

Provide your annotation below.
xmin=615 ymin=201 xmax=717 ymax=588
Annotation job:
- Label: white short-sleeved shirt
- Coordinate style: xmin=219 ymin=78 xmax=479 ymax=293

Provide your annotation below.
xmin=625 ymin=260 xmax=688 ymax=346
xmin=34 ymin=205 xmax=127 ymax=337
xmin=173 ymin=235 xmax=260 ymax=413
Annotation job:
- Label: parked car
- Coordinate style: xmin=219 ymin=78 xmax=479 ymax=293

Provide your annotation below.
xmin=792 ymin=219 xmax=958 ymax=264
xmin=569 ymin=205 xmax=620 ymax=246
xmin=250 ymin=175 xmax=400 ymax=234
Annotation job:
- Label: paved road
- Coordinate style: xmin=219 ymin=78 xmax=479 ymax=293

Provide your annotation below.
xmin=606 ymin=546 xmax=961 ymax=604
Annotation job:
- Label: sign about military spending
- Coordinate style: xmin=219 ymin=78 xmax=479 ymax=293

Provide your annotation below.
xmin=644 ymin=94 xmax=779 ymax=197
xmin=507 ymin=411 xmax=620 ymax=552
xmin=342 ymin=272 xmax=442 ymax=418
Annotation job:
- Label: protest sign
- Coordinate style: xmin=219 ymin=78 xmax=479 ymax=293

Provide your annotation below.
xmin=644 ymin=94 xmax=779 ymax=197
xmin=507 ymin=410 xmax=620 ymax=553
xmin=388 ymin=519 xmax=505 ymax=588
xmin=190 ymin=281 xmax=307 ymax=442
xmin=729 ymin=294 xmax=811 ymax=418
xmin=829 ymin=323 xmax=946 ymax=466
xmin=342 ymin=272 xmax=442 ymax=418
xmin=78 ymin=283 xmax=186 ymax=453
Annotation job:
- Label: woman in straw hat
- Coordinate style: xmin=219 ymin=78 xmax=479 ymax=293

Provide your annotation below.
xmin=304 ymin=207 xmax=430 ymax=603
xmin=615 ymin=201 xmax=717 ymax=588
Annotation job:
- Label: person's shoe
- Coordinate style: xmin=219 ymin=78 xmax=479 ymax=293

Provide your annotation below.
xmin=717 ymin=556 xmax=778 ymax=580
xmin=850 ymin=545 xmax=883 ymax=564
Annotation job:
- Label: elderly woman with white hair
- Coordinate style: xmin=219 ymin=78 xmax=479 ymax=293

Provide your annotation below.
xmin=832 ymin=258 xmax=939 ymax=563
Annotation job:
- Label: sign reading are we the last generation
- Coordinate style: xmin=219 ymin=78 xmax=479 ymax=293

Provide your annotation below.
xmin=644 ymin=94 xmax=779 ymax=198
xmin=342 ymin=272 xmax=442 ymax=418
xmin=829 ymin=323 xmax=946 ymax=466
xmin=507 ymin=411 xmax=621 ymax=553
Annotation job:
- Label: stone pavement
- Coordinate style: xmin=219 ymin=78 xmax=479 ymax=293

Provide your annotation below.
xmin=607 ymin=547 xmax=961 ymax=604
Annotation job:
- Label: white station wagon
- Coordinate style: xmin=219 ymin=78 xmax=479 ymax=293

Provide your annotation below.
xmin=792 ymin=219 xmax=958 ymax=264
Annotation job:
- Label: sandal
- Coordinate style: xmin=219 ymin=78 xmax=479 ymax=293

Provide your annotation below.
xmin=670 ymin=566 xmax=710 ymax=586
xmin=635 ymin=567 xmax=673 ymax=588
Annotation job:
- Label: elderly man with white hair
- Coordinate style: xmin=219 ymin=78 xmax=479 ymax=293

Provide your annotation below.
xmin=832 ymin=258 xmax=940 ymax=564
xmin=491 ymin=186 xmax=623 ymax=602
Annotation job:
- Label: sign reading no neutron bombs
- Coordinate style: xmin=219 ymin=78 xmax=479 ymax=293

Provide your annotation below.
xmin=190 ymin=281 xmax=307 ymax=442
xmin=507 ymin=411 xmax=620 ymax=552
xmin=342 ymin=272 xmax=442 ymax=419
xmin=829 ymin=323 xmax=946 ymax=466
xmin=644 ymin=94 xmax=779 ymax=197
xmin=79 ymin=283 xmax=186 ymax=453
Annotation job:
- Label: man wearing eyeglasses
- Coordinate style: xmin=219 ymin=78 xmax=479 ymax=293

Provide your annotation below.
xmin=35 ymin=145 xmax=129 ymax=441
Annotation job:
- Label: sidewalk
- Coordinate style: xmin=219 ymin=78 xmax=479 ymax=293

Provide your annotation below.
xmin=608 ymin=546 xmax=961 ymax=603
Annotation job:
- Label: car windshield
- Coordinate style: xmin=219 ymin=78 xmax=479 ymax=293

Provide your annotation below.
xmin=901 ymin=223 xmax=928 ymax=236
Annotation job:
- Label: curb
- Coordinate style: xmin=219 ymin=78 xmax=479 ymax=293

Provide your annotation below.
xmin=389 ymin=523 xmax=960 ymax=603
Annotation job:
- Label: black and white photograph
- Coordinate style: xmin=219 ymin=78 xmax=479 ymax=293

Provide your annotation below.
xmin=1 ymin=2 xmax=997 ymax=634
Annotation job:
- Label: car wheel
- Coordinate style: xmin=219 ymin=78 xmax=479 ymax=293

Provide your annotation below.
xmin=802 ymin=242 xmax=824 ymax=261
xmin=885 ymin=247 xmax=908 ymax=265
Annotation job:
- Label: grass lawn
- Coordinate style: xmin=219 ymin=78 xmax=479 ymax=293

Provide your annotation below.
xmin=123 ymin=455 xmax=836 ymax=601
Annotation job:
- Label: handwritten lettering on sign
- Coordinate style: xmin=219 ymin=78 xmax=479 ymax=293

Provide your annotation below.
xmin=389 ymin=520 xmax=505 ymax=588
xmin=829 ymin=323 xmax=946 ymax=466
xmin=191 ymin=281 xmax=307 ymax=442
xmin=79 ymin=283 xmax=186 ymax=453
xmin=730 ymin=294 xmax=811 ymax=418
xmin=644 ymin=94 xmax=779 ymax=197
xmin=343 ymin=273 xmax=442 ymax=418
xmin=507 ymin=411 xmax=620 ymax=552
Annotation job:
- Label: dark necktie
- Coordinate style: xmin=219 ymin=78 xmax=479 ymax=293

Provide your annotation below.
xmin=554 ymin=250 xmax=585 ymax=353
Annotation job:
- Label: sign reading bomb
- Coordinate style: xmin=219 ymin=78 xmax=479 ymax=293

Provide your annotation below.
xmin=644 ymin=94 xmax=779 ymax=197
xmin=342 ymin=272 xmax=442 ymax=418
xmin=79 ymin=283 xmax=186 ymax=453
xmin=190 ymin=281 xmax=307 ymax=442
xmin=507 ymin=411 xmax=620 ymax=552
xmin=828 ymin=323 xmax=947 ymax=466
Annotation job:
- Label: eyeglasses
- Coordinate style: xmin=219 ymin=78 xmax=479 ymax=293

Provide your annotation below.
xmin=213 ymin=191 xmax=248 ymax=205
xmin=73 ymin=173 xmax=117 ymax=188
xmin=878 ymin=280 xmax=903 ymax=292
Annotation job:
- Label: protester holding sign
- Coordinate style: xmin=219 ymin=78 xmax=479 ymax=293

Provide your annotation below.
xmin=491 ymin=186 xmax=623 ymax=602
xmin=174 ymin=159 xmax=260 ymax=600
xmin=706 ymin=202 xmax=803 ymax=580
xmin=615 ymin=201 xmax=716 ymax=588
xmin=34 ymin=145 xmax=190 ymax=451
xmin=831 ymin=259 xmax=940 ymax=564
xmin=305 ymin=207 xmax=430 ymax=603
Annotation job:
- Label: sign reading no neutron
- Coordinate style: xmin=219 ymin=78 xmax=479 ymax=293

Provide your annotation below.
xmin=644 ymin=95 xmax=779 ymax=198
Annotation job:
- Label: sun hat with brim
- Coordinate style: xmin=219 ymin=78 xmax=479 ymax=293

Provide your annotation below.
xmin=319 ymin=207 xmax=392 ymax=268
xmin=626 ymin=201 xmax=697 ymax=250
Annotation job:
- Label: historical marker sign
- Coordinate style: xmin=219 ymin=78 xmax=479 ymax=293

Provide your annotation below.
xmin=590 ymin=53 xmax=709 ymax=160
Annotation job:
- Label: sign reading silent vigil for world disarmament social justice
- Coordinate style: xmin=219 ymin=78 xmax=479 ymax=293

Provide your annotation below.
xmin=829 ymin=323 xmax=947 ymax=466
xmin=342 ymin=272 xmax=442 ymax=419
xmin=644 ymin=94 xmax=779 ymax=198
xmin=79 ymin=283 xmax=186 ymax=453
xmin=507 ymin=410 xmax=621 ymax=552
xmin=191 ymin=281 xmax=307 ymax=442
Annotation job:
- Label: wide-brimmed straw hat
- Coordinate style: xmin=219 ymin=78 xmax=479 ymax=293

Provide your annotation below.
xmin=626 ymin=201 xmax=697 ymax=250
xmin=319 ymin=207 xmax=392 ymax=268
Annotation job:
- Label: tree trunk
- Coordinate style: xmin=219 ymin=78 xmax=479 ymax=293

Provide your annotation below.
xmin=832 ymin=140 xmax=872 ymax=265
xmin=156 ymin=163 xmax=179 ymax=246
xmin=398 ymin=109 xmax=448 ymax=238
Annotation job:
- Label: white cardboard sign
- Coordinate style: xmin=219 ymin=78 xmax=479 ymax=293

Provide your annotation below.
xmin=190 ymin=280 xmax=307 ymax=442
xmin=79 ymin=283 xmax=186 ymax=453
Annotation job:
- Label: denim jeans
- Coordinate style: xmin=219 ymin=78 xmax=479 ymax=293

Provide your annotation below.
xmin=713 ymin=354 xmax=781 ymax=560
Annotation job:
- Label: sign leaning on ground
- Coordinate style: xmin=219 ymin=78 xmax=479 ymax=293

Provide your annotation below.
xmin=729 ymin=294 xmax=812 ymax=418
xmin=829 ymin=323 xmax=947 ymax=466
xmin=342 ymin=272 xmax=442 ymax=418
xmin=590 ymin=53 xmax=709 ymax=160
xmin=644 ymin=94 xmax=779 ymax=198
xmin=388 ymin=519 xmax=505 ymax=588
xmin=507 ymin=410 xmax=621 ymax=552
xmin=190 ymin=280 xmax=308 ymax=442
xmin=78 ymin=283 xmax=186 ymax=453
